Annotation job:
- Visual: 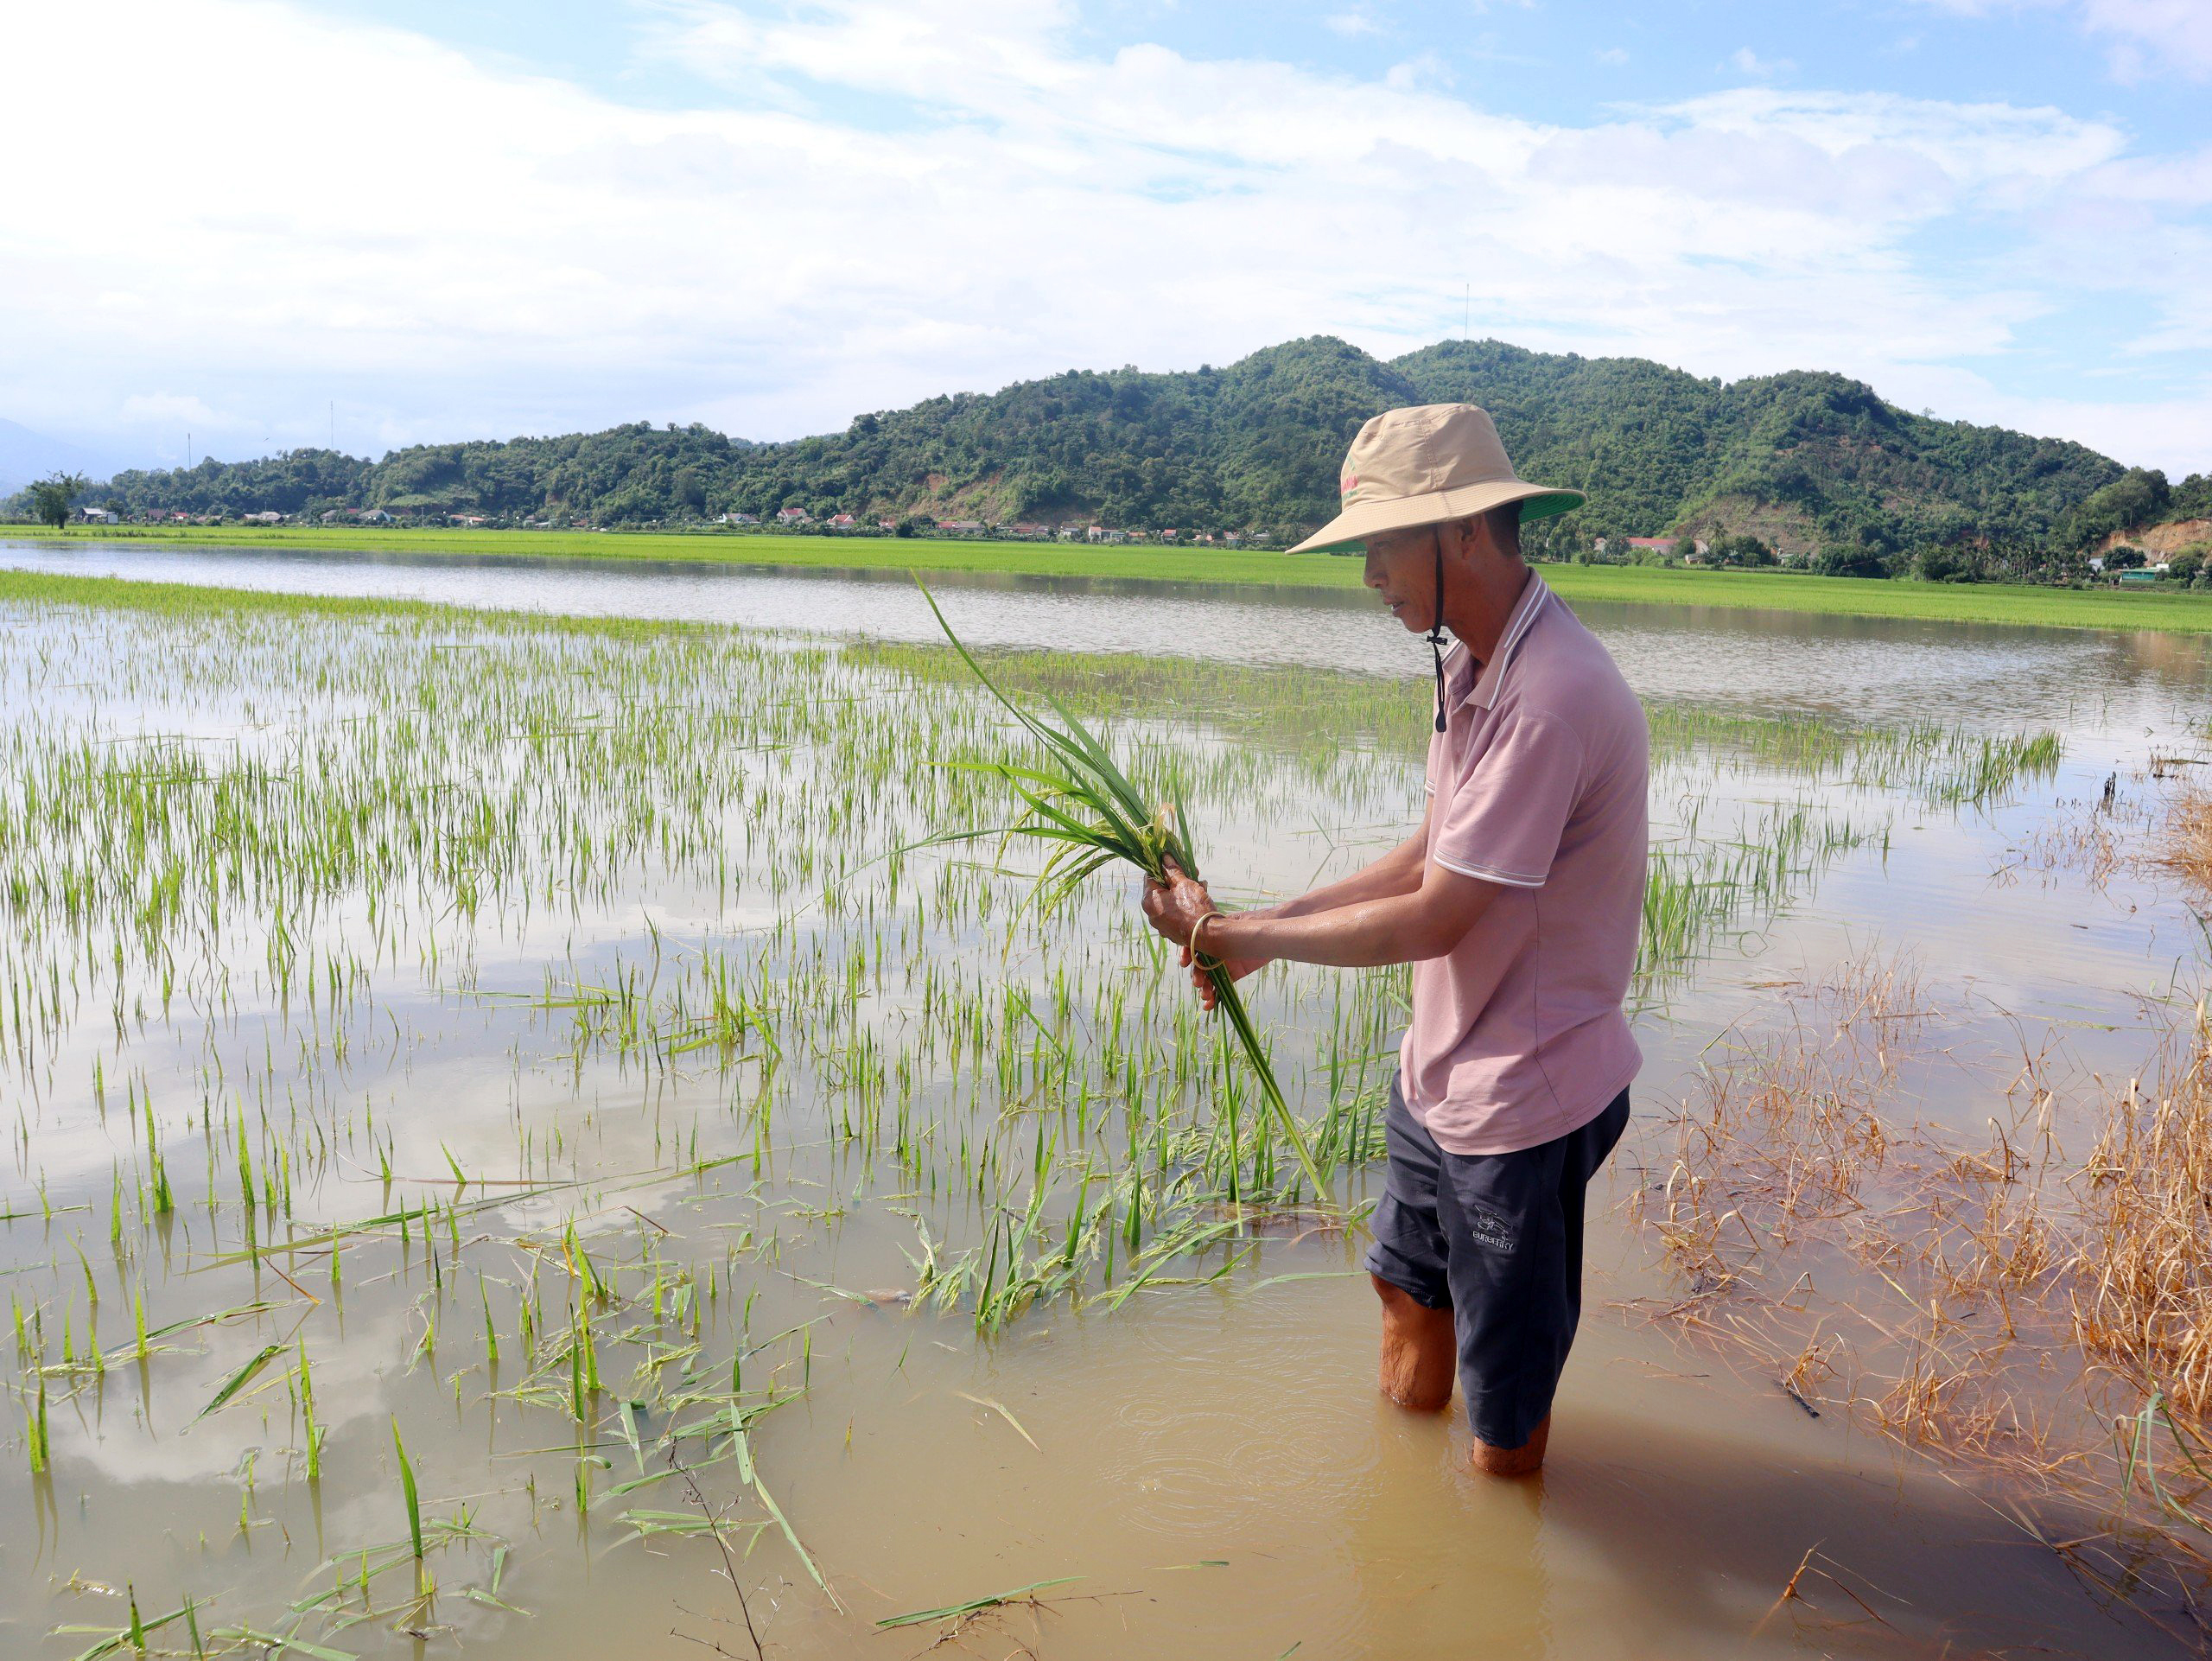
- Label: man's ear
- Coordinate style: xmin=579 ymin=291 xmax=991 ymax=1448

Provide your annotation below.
xmin=1438 ymin=516 xmax=1477 ymax=566
xmin=1452 ymin=510 xmax=1515 ymax=566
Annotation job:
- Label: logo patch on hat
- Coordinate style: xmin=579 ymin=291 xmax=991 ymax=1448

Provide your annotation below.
xmin=1341 ymin=472 xmax=1359 ymax=497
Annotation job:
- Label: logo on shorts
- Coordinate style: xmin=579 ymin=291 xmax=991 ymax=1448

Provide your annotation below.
xmin=1465 ymin=1206 xmax=1518 ymax=1254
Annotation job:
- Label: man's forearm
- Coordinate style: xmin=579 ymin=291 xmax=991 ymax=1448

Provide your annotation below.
xmin=1205 ymin=875 xmax=1490 ymax=970
xmin=1241 ymin=828 xmax=1427 ymax=924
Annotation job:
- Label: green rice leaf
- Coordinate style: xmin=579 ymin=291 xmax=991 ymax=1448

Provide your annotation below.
xmin=192 ymin=1342 xmax=286 ymax=1422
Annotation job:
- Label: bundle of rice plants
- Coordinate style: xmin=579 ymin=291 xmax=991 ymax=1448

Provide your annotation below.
xmin=918 ymin=583 xmax=1325 ymax=1198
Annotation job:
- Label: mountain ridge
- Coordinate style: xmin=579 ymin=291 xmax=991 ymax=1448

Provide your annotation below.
xmin=22 ymin=337 xmax=2204 ymax=563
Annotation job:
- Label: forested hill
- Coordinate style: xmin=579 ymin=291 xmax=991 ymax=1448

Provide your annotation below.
xmin=62 ymin=335 xmax=2191 ymax=561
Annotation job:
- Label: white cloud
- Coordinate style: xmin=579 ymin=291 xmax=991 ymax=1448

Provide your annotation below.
xmin=1595 ymin=47 xmax=1630 ymax=65
xmin=118 ymin=393 xmax=228 ymax=431
xmin=1728 ymin=46 xmax=1797 ymax=77
xmin=2087 ymin=0 xmax=2212 ymax=79
xmin=0 ymin=0 xmax=2203 ymax=476
xmin=1906 ymin=0 xmax=2212 ymax=80
xmin=1324 ymin=8 xmax=1386 ymax=37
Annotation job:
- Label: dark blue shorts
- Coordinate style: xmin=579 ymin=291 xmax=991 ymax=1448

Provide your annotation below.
xmin=1363 ymin=1075 xmax=1630 ymax=1450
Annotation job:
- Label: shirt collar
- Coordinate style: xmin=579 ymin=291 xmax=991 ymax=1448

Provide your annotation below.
xmin=1440 ymin=574 xmax=1551 ymax=714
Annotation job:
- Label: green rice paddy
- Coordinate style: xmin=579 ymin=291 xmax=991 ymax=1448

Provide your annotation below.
xmin=14 ymin=520 xmax=2212 ymax=636
xmin=0 ymin=569 xmax=2072 ymax=1657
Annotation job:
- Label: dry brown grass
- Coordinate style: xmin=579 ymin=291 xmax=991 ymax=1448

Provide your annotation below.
xmin=1628 ymin=948 xmax=2212 ymax=1629
xmin=1631 ymin=953 xmax=1921 ymax=1297
xmin=2152 ymin=784 xmax=2212 ymax=896
xmin=2071 ymin=1022 xmax=2212 ymax=1419
xmin=2006 ymin=770 xmax=2212 ymax=901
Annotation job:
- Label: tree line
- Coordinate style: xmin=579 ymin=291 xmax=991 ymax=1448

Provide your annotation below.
xmin=11 ymin=335 xmax=2206 ymax=578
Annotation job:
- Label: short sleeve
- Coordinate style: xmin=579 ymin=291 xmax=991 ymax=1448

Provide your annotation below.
xmin=1430 ymin=710 xmax=1585 ymax=888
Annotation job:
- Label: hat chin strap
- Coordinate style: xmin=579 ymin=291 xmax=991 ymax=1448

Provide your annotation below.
xmin=1427 ymin=534 xmax=1448 ymax=735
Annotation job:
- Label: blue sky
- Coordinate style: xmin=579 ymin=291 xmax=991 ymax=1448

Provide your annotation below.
xmin=4 ymin=0 xmax=2209 ymax=475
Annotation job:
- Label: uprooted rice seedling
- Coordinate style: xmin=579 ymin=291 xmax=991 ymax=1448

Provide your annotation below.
xmin=918 ymin=583 xmax=1325 ymax=1195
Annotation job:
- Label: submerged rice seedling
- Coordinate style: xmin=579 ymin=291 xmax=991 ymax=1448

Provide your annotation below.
xmin=0 ymin=567 xmax=2139 ymax=1656
xmin=392 ymin=1418 xmax=427 ymax=1599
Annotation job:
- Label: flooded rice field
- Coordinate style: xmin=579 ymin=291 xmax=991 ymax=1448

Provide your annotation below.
xmin=4 ymin=549 xmax=2212 ymax=1658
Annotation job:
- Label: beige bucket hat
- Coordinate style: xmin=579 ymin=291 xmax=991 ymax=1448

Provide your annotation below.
xmin=1287 ymin=403 xmax=1585 ymax=555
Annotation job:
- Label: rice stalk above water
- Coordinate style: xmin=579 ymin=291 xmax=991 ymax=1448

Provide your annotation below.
xmin=917 ymin=582 xmax=1327 ymax=1199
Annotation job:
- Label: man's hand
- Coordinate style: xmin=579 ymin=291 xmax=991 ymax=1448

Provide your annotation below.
xmin=1140 ymin=861 xmax=1212 ymax=948
xmin=1142 ymin=862 xmax=1268 ymax=1012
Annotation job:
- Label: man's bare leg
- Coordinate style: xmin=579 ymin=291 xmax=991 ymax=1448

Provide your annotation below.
xmin=1470 ymin=1413 xmax=1549 ymax=1479
xmin=1372 ymin=1272 xmax=1455 ymax=1411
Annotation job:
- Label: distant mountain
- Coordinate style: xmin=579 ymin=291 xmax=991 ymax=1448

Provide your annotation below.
xmin=0 ymin=418 xmax=123 ymax=497
xmin=42 ymin=338 xmax=2196 ymax=563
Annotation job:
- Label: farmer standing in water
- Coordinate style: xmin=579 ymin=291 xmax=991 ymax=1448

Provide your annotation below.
xmin=1143 ymin=404 xmax=1647 ymax=1478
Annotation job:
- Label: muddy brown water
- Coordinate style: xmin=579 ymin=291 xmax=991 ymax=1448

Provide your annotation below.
xmin=3 ymin=544 xmax=2209 ymax=1658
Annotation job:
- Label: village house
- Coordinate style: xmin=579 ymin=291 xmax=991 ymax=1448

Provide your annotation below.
xmin=78 ymin=506 xmax=117 ymax=523
xmin=1085 ymin=525 xmax=1127 ymax=544
xmin=241 ymin=511 xmax=285 ymax=525
xmin=1159 ymin=528 xmax=1179 ymax=542
xmin=716 ymin=511 xmax=760 ymax=525
xmin=1009 ymin=523 xmax=1050 ymax=539
xmin=940 ymin=519 xmax=986 ymax=536
xmin=354 ymin=507 xmax=394 ymax=524
xmin=776 ymin=507 xmax=811 ymax=525
xmin=828 ymin=512 xmax=859 ymax=529
xmin=1224 ymin=531 xmax=1243 ymax=545
xmin=448 ymin=514 xmax=488 ymax=527
xmin=877 ymin=518 xmax=899 ymax=531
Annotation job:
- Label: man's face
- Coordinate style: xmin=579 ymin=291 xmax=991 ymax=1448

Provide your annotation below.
xmin=1363 ymin=525 xmax=1443 ymax=633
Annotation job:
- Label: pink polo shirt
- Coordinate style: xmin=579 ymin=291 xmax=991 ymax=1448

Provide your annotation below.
xmin=1401 ymin=573 xmax=1648 ymax=1155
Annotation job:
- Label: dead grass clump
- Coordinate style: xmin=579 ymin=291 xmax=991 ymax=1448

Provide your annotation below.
xmin=1873 ymin=1333 xmax=2016 ymax=1453
xmin=1632 ymin=945 xmax=2212 ymax=1626
xmin=1635 ymin=953 xmax=1923 ymax=1295
xmin=2152 ymin=786 xmax=2212 ymax=896
xmin=2071 ymin=1019 xmax=2212 ymax=1420
xmin=2008 ymin=797 xmax=2135 ymax=888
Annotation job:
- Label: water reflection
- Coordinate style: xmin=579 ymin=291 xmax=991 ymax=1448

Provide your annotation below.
xmin=6 ymin=538 xmax=2210 ymax=746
